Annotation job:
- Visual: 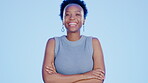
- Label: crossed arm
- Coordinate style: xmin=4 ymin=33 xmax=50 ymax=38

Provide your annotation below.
xmin=42 ymin=38 xmax=105 ymax=83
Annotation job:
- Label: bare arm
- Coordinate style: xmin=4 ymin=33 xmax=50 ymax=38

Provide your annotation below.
xmin=92 ymin=38 xmax=105 ymax=74
xmin=45 ymin=63 xmax=104 ymax=83
xmin=42 ymin=38 xmax=105 ymax=83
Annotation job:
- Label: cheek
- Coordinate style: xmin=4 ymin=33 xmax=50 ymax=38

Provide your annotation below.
xmin=79 ymin=16 xmax=84 ymax=23
xmin=80 ymin=18 xmax=84 ymax=24
xmin=63 ymin=19 xmax=69 ymax=27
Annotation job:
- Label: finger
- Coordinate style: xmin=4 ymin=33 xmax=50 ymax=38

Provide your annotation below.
xmin=45 ymin=69 xmax=54 ymax=74
xmin=94 ymin=71 xmax=105 ymax=77
xmin=46 ymin=64 xmax=56 ymax=72
xmin=46 ymin=66 xmax=54 ymax=71
xmin=98 ymin=72 xmax=105 ymax=79
xmin=45 ymin=67 xmax=56 ymax=74
xmin=94 ymin=69 xmax=105 ymax=77
xmin=95 ymin=75 xmax=105 ymax=81
xmin=95 ymin=68 xmax=105 ymax=73
xmin=45 ymin=66 xmax=53 ymax=70
xmin=45 ymin=66 xmax=49 ymax=69
xmin=93 ymin=73 xmax=104 ymax=80
xmin=52 ymin=62 xmax=55 ymax=70
xmin=92 ymin=72 xmax=105 ymax=80
xmin=98 ymin=69 xmax=105 ymax=75
xmin=93 ymin=75 xmax=102 ymax=81
xmin=45 ymin=67 xmax=53 ymax=72
xmin=51 ymin=62 xmax=56 ymax=72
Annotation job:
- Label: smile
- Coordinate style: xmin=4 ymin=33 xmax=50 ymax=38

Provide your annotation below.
xmin=68 ymin=22 xmax=77 ymax=26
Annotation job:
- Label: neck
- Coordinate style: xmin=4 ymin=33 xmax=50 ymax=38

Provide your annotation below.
xmin=66 ymin=32 xmax=81 ymax=41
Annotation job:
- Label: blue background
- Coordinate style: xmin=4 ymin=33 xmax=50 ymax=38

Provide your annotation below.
xmin=0 ymin=0 xmax=148 ymax=83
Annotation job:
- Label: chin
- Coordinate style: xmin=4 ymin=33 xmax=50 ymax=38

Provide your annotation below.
xmin=65 ymin=26 xmax=81 ymax=32
xmin=67 ymin=29 xmax=80 ymax=33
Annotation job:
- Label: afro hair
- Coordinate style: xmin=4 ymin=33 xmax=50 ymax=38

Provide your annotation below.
xmin=60 ymin=0 xmax=88 ymax=20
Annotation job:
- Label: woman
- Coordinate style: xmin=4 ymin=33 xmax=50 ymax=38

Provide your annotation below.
xmin=42 ymin=0 xmax=105 ymax=83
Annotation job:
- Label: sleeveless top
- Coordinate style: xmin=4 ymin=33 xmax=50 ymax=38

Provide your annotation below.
xmin=54 ymin=35 xmax=93 ymax=75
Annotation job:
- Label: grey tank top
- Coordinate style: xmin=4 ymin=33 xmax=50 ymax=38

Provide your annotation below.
xmin=54 ymin=35 xmax=93 ymax=75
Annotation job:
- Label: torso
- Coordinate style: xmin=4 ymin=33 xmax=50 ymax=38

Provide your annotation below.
xmin=54 ymin=35 xmax=94 ymax=75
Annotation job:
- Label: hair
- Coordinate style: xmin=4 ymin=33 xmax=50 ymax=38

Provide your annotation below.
xmin=60 ymin=0 xmax=88 ymax=20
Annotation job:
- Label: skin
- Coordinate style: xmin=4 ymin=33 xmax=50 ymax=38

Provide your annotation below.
xmin=42 ymin=4 xmax=105 ymax=83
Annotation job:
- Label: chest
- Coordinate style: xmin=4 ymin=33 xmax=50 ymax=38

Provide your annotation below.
xmin=54 ymin=45 xmax=93 ymax=75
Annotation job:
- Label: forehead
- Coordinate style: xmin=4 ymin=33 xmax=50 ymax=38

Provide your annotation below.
xmin=64 ymin=4 xmax=83 ymax=12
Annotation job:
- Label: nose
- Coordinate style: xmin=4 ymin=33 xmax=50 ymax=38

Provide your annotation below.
xmin=70 ymin=15 xmax=75 ymax=20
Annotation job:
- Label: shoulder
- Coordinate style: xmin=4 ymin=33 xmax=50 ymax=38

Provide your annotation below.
xmin=83 ymin=35 xmax=101 ymax=45
xmin=47 ymin=38 xmax=55 ymax=44
xmin=92 ymin=37 xmax=101 ymax=44
xmin=84 ymin=35 xmax=99 ymax=41
xmin=46 ymin=38 xmax=56 ymax=49
xmin=92 ymin=37 xmax=101 ymax=48
xmin=46 ymin=35 xmax=64 ymax=47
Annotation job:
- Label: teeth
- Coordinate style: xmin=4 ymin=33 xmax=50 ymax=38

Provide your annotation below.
xmin=69 ymin=23 xmax=77 ymax=25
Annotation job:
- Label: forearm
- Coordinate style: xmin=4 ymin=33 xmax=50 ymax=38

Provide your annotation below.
xmin=44 ymin=73 xmax=87 ymax=83
xmin=74 ymin=79 xmax=103 ymax=83
xmin=43 ymin=64 xmax=105 ymax=83
xmin=58 ymin=73 xmax=86 ymax=83
xmin=44 ymin=71 xmax=104 ymax=83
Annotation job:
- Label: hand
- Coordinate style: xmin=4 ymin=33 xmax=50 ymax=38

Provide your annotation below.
xmin=45 ymin=62 xmax=57 ymax=75
xmin=83 ymin=68 xmax=105 ymax=81
xmin=45 ymin=63 xmax=64 ymax=80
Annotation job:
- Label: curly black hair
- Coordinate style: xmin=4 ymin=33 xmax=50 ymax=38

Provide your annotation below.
xmin=60 ymin=0 xmax=88 ymax=20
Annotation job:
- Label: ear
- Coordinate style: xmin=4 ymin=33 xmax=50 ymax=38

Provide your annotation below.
xmin=62 ymin=19 xmax=65 ymax=25
xmin=83 ymin=19 xmax=85 ymax=25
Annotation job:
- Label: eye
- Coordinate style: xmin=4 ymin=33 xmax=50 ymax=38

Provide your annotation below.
xmin=76 ymin=14 xmax=81 ymax=16
xmin=65 ymin=13 xmax=70 ymax=16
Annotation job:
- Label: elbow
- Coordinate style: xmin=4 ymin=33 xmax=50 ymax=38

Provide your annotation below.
xmin=42 ymin=73 xmax=61 ymax=83
xmin=42 ymin=76 xmax=49 ymax=83
xmin=42 ymin=73 xmax=55 ymax=83
xmin=43 ymin=76 xmax=54 ymax=83
xmin=42 ymin=69 xmax=54 ymax=83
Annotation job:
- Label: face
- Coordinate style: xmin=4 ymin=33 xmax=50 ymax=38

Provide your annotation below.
xmin=63 ymin=4 xmax=85 ymax=33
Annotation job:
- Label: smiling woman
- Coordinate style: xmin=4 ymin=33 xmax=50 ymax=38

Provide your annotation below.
xmin=42 ymin=0 xmax=105 ymax=83
xmin=63 ymin=4 xmax=84 ymax=33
